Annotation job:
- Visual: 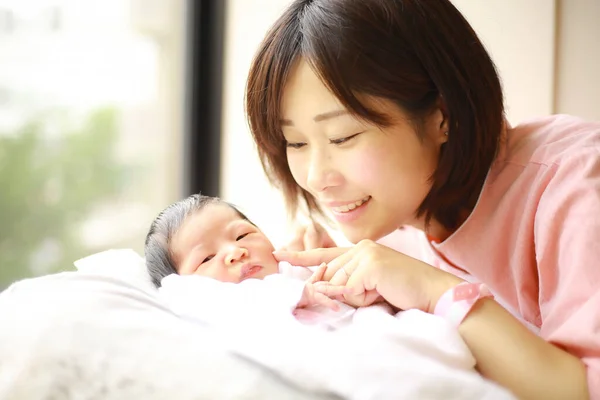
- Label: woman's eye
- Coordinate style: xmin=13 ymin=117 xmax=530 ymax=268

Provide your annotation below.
xmin=285 ymin=141 xmax=306 ymax=149
xmin=201 ymin=255 xmax=214 ymax=264
xmin=330 ymin=132 xmax=363 ymax=145
xmin=236 ymin=232 xmax=251 ymax=241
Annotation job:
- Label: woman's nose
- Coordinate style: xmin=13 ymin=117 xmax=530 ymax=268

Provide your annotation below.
xmin=306 ymin=150 xmax=341 ymax=193
xmin=224 ymin=246 xmax=249 ymax=266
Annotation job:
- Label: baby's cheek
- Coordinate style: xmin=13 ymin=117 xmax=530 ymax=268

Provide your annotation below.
xmin=204 ymin=267 xmax=237 ymax=283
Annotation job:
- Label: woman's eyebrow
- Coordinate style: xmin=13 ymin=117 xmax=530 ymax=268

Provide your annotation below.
xmin=280 ymin=109 xmax=350 ymax=126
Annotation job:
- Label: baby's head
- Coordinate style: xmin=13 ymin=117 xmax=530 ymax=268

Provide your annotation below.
xmin=145 ymin=194 xmax=279 ymax=287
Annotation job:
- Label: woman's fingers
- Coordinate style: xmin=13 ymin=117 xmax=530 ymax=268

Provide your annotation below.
xmin=329 ymin=262 xmax=352 ymax=286
xmin=307 ymin=263 xmax=327 ymax=284
xmin=342 ymin=266 xmax=381 ymax=306
xmin=273 ymin=246 xmax=350 ymax=266
xmin=322 ymin=249 xmax=358 ymax=282
xmin=313 ymin=281 xmax=349 ymax=298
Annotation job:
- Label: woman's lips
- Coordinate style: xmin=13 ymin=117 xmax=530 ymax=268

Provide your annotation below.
xmin=329 ymin=196 xmax=372 ymax=224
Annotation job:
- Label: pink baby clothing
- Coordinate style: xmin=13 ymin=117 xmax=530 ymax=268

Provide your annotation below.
xmin=277 ymin=262 xmax=356 ymax=329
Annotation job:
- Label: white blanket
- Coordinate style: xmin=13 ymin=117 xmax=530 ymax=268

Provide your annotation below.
xmin=0 ymin=272 xmax=338 ymax=400
xmin=159 ymin=271 xmax=516 ymax=400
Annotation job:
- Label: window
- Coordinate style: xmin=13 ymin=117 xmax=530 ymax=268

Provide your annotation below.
xmin=0 ymin=0 xmax=188 ymax=288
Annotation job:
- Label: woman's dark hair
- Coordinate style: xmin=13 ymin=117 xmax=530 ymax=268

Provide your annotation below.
xmin=245 ymin=0 xmax=504 ymax=231
xmin=144 ymin=194 xmax=250 ymax=287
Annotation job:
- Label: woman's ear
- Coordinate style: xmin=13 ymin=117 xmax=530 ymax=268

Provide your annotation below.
xmin=430 ymin=97 xmax=449 ymax=144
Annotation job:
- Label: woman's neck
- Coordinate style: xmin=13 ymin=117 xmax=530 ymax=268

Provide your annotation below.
xmin=414 ymin=207 xmax=472 ymax=243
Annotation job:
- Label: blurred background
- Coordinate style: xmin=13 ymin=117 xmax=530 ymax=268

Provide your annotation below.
xmin=0 ymin=0 xmax=598 ymax=288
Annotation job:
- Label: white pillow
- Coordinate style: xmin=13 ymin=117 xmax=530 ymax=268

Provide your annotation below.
xmin=73 ymin=249 xmax=157 ymax=294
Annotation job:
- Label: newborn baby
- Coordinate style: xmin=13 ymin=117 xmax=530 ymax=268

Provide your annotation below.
xmin=144 ymin=194 xmax=356 ymax=329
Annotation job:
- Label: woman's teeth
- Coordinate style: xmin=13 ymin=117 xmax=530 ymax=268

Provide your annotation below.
xmin=331 ymin=196 xmax=371 ymax=213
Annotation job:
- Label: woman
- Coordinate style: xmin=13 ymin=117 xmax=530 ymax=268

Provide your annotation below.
xmin=245 ymin=0 xmax=599 ymax=399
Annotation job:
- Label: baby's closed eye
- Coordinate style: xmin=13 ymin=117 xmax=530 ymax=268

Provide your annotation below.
xmin=201 ymin=255 xmax=214 ymax=264
xmin=236 ymin=232 xmax=251 ymax=241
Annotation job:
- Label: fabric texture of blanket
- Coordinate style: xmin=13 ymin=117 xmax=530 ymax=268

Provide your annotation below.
xmin=0 ymin=272 xmax=339 ymax=400
xmin=160 ymin=269 xmax=516 ymax=400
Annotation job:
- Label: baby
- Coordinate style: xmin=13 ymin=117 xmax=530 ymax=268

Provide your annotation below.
xmin=144 ymin=194 xmax=354 ymax=326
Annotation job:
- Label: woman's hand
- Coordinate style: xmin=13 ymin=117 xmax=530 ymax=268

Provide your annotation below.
xmin=274 ymin=240 xmax=463 ymax=311
xmin=281 ymin=221 xmax=337 ymax=251
xmin=296 ymin=264 xmax=347 ymax=310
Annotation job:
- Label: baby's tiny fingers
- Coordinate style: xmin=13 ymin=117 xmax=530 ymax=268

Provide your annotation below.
xmin=314 ymin=292 xmax=340 ymax=311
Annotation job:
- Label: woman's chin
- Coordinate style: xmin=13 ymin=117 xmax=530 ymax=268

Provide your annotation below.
xmin=339 ymin=225 xmax=391 ymax=245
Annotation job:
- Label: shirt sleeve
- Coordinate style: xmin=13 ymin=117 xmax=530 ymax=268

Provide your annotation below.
xmin=535 ymin=148 xmax=600 ymax=398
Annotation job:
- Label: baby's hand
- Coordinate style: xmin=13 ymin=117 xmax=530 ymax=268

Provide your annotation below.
xmin=297 ymin=263 xmax=347 ymax=311
xmin=297 ymin=281 xmax=347 ymax=311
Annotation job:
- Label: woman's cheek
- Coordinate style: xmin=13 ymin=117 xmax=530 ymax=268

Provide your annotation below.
xmin=287 ymin=151 xmax=308 ymax=188
xmin=344 ymin=148 xmax=384 ymax=185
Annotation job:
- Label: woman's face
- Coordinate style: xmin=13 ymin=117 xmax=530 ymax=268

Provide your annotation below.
xmin=280 ymin=59 xmax=448 ymax=242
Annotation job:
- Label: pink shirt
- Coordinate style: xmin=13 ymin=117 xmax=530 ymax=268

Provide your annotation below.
xmin=380 ymin=114 xmax=600 ymax=397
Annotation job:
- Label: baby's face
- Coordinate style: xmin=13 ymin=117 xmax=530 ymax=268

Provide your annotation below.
xmin=170 ymin=203 xmax=279 ymax=283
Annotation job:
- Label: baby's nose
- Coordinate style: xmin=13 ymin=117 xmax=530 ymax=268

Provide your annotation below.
xmin=224 ymin=246 xmax=249 ymax=266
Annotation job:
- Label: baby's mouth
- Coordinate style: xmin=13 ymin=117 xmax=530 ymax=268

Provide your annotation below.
xmin=240 ymin=264 xmax=263 ymax=279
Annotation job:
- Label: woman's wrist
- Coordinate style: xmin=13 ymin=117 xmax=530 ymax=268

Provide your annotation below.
xmin=433 ymin=281 xmax=494 ymax=327
xmin=424 ymin=269 xmax=464 ymax=314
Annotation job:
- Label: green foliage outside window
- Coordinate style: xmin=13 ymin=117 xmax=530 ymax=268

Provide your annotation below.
xmin=0 ymin=108 xmax=129 ymax=288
